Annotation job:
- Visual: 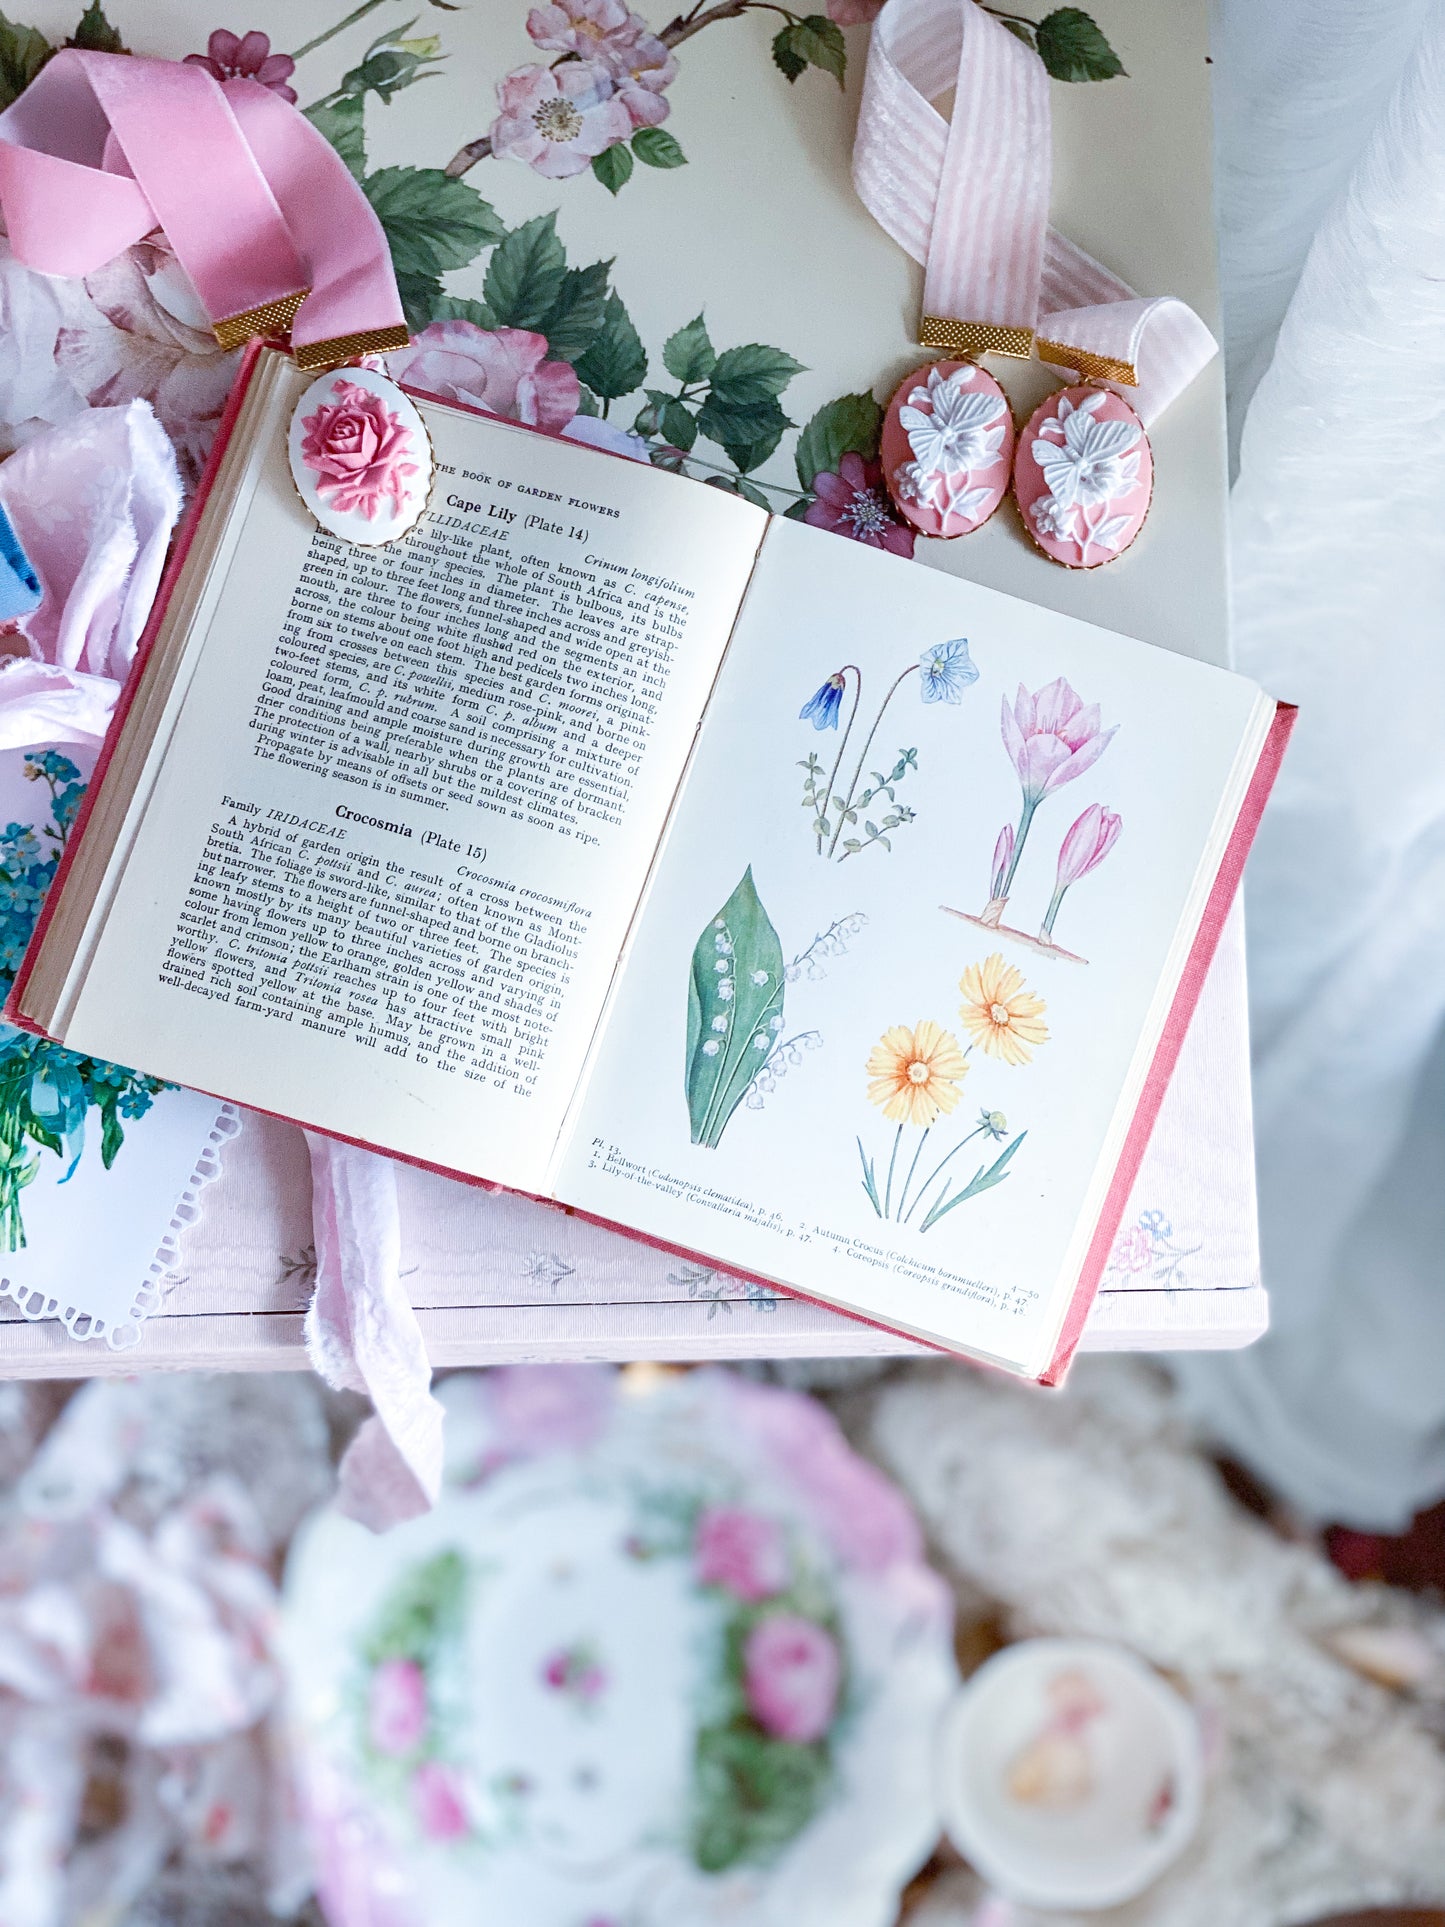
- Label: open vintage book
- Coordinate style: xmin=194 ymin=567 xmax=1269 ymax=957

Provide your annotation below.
xmin=9 ymin=348 xmax=1291 ymax=1381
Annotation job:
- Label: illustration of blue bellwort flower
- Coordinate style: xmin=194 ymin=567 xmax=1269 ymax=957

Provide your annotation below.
xmin=919 ymin=637 xmax=978 ymax=704
xmin=799 ymin=671 xmax=847 ymax=730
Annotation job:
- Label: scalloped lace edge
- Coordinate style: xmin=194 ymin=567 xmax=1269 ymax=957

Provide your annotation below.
xmin=0 ymin=1103 xmax=243 ymax=1351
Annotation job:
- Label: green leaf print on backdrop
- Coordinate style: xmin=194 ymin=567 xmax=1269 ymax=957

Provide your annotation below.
xmin=575 ymin=291 xmax=649 ymax=404
xmin=686 ymin=869 xmax=785 ymax=1150
xmin=1034 ymin=6 xmax=1127 ymax=81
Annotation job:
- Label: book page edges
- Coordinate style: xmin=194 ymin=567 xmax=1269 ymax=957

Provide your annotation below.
xmin=6 ymin=340 xmax=272 ymax=1039
xmin=1039 ymin=698 xmax=1297 ymax=1386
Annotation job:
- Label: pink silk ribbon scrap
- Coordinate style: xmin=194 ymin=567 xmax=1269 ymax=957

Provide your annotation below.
xmin=0 ymin=50 xmax=404 ymax=360
xmin=855 ymin=0 xmax=1217 ymax=423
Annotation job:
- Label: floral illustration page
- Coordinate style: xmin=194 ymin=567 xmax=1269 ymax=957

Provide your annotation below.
xmin=559 ymin=520 xmax=1267 ymax=1373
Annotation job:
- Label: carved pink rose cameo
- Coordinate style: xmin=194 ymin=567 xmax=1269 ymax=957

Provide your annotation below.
xmin=288 ymin=366 xmax=432 ymax=545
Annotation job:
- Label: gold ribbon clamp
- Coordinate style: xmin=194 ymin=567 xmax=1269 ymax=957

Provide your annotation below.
xmin=213 ymin=292 xmax=410 ymax=370
xmin=1034 ymin=338 xmax=1139 ymax=387
xmin=918 ymin=316 xmax=1035 ymax=360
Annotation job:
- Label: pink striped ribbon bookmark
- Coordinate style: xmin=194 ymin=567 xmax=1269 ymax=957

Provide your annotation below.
xmin=854 ymin=0 xmax=1216 ymax=424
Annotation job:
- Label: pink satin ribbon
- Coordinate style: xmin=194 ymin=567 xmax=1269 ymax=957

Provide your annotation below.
xmin=0 ymin=49 xmax=404 ymax=361
xmin=854 ymin=0 xmax=1217 ymax=424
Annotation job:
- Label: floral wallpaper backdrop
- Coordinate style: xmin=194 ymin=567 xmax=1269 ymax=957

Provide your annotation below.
xmin=0 ymin=0 xmax=1124 ymax=516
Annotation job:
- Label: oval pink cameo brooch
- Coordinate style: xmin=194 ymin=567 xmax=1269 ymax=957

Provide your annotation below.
xmin=1012 ymin=384 xmax=1152 ymax=570
xmin=287 ymin=365 xmax=432 ymax=546
xmin=880 ymin=359 xmax=1015 ymax=540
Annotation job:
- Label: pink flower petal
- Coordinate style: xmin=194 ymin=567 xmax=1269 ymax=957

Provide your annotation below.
xmin=234 ymin=30 xmax=272 ymax=76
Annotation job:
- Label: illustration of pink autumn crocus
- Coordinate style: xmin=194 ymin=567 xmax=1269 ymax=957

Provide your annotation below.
xmin=983 ymin=678 xmax=1117 ymax=924
xmin=1041 ymin=802 xmax=1121 ymax=945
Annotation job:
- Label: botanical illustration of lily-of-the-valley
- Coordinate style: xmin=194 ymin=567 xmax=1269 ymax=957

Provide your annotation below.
xmin=685 ymin=869 xmax=866 ymax=1151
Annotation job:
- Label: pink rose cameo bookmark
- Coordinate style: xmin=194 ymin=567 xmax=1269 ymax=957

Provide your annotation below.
xmin=288 ymin=365 xmax=432 ymax=546
xmin=881 ymin=359 xmax=1015 ymax=541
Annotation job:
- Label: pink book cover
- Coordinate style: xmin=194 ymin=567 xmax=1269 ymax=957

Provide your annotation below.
xmin=7 ymin=346 xmax=1295 ymax=1383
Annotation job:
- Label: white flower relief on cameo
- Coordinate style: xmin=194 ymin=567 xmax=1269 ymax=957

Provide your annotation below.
xmin=1029 ymin=492 xmax=1078 ymax=541
xmin=1031 ymin=391 xmax=1142 ymax=510
xmin=898 ymin=365 xmax=1008 ymax=483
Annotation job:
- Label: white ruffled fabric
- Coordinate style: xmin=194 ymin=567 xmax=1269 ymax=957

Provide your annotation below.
xmin=0 ymin=398 xmax=180 ymax=741
xmin=303 ymin=1133 xmax=443 ymax=1530
xmin=1176 ymin=0 xmax=1445 ymax=1528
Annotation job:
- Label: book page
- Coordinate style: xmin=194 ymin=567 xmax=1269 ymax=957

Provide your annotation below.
xmin=557 ymin=518 xmax=1265 ymax=1372
xmin=57 ymin=373 xmax=765 ymax=1190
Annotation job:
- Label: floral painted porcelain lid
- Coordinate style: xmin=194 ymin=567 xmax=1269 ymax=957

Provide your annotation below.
xmin=282 ymin=1367 xmax=957 ymax=1927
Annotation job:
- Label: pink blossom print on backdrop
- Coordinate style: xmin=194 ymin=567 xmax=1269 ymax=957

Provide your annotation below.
xmin=881 ymin=360 xmax=1015 ymax=540
xmin=282 ymin=1366 xmax=957 ymax=1927
xmin=1013 ymin=385 xmax=1153 ymax=570
xmin=288 ymin=367 xmax=432 ymax=547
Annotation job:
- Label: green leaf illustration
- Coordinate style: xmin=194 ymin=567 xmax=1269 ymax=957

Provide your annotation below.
xmin=362 ymin=1548 xmax=467 ymax=1668
xmin=692 ymin=1720 xmax=833 ymax=1872
xmin=920 ymin=1132 xmax=1028 ymax=1232
xmin=395 ymin=269 xmax=443 ymax=333
xmin=364 ymin=167 xmax=505 ymax=287
xmin=98 ymin=1093 xmax=123 ymax=1170
xmin=66 ymin=1 xmax=122 ymax=52
xmin=722 ymin=418 xmax=788 ymax=474
xmin=698 ymin=391 xmax=790 ymax=468
xmin=793 ymin=15 xmax=847 ymax=86
xmin=1035 ymin=8 xmax=1126 ymax=81
xmin=663 ymin=314 xmax=717 ymax=385
xmin=632 ymin=126 xmax=687 ymax=169
xmin=0 ymin=11 xmax=52 ymax=110
xmin=537 ymin=259 xmax=612 ymax=363
xmin=661 ymin=397 xmax=699 ymax=450
xmin=707 ymin=473 xmax=771 ymax=510
xmin=771 ymin=14 xmax=846 ymax=87
xmin=307 ymin=93 xmax=367 ymax=177
xmin=591 ymin=141 xmax=634 ymax=194
xmin=708 ymin=343 xmax=806 ymax=408
xmin=686 ymin=868 xmax=784 ymax=1149
xmin=794 ymin=392 xmax=883 ymax=490
xmin=483 ymin=210 xmax=566 ymax=330
xmin=772 ymin=25 xmax=807 ymax=81
xmin=575 ymin=291 xmax=648 ymax=401
xmin=432 ymin=293 xmax=498 ymax=328
xmin=999 ymin=17 xmax=1037 ymax=51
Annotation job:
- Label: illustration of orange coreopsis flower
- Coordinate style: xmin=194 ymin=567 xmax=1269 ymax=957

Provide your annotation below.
xmin=957 ymin=953 xmax=1050 ymax=1067
xmin=864 ymin=1020 xmax=968 ymax=1128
